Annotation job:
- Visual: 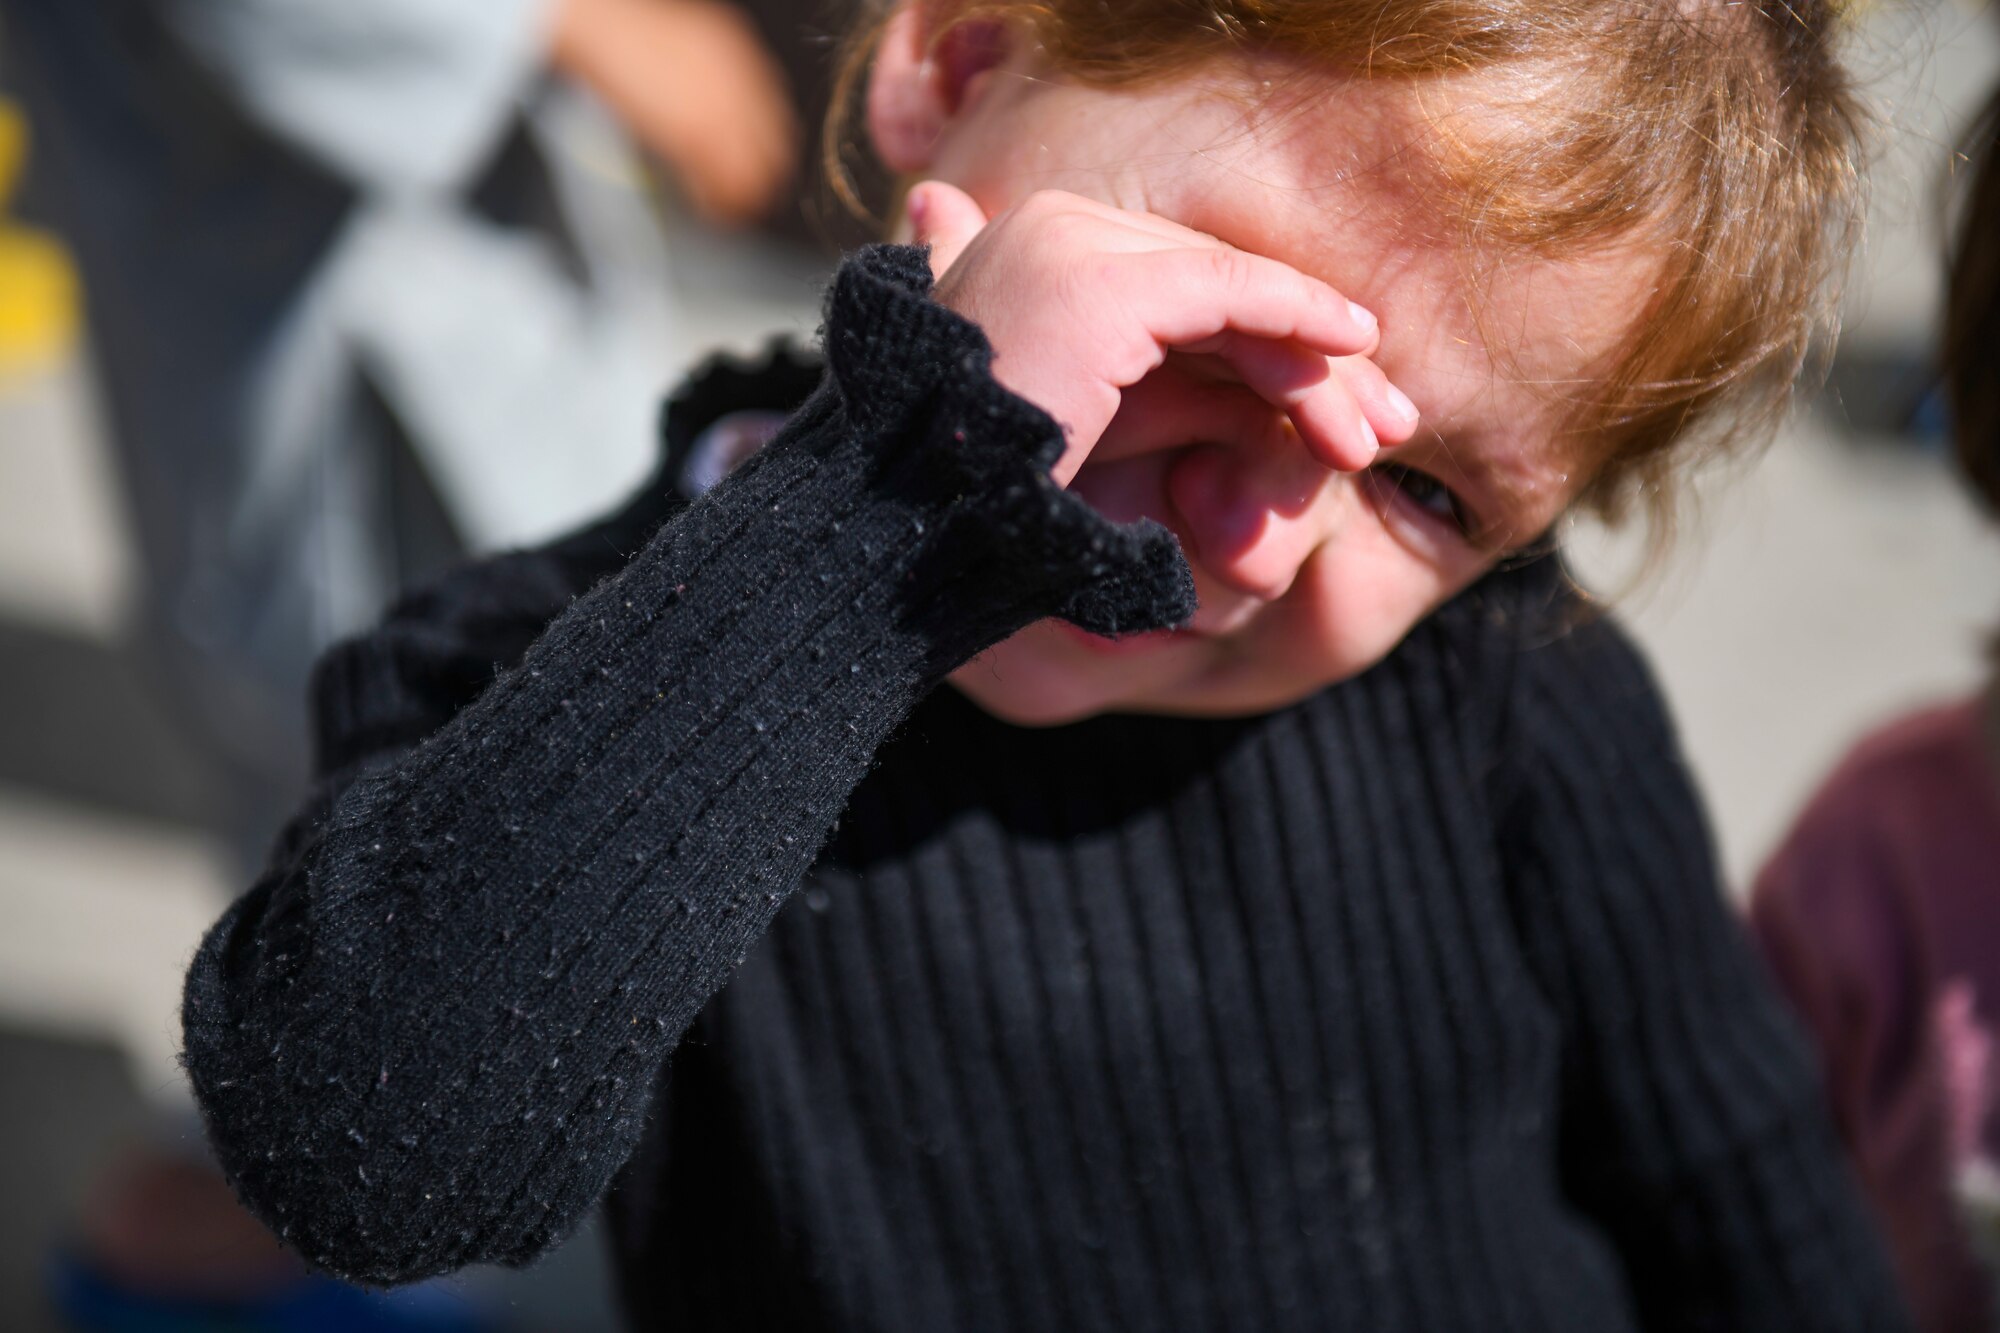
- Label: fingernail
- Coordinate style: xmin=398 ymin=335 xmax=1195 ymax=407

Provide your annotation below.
xmin=1346 ymin=298 xmax=1378 ymax=336
xmin=907 ymin=186 xmax=929 ymax=233
xmin=1385 ymin=383 xmax=1418 ymax=424
xmin=1358 ymin=414 xmax=1379 ymax=460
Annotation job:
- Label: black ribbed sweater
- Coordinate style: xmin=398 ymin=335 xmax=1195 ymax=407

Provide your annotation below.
xmin=183 ymin=246 xmax=1909 ymax=1331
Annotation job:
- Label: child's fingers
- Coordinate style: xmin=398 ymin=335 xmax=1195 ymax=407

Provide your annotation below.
xmin=1175 ymin=331 xmax=1379 ymax=472
xmin=908 ymin=181 xmax=989 ymax=279
xmin=915 ymin=188 xmax=1407 ymax=477
xmin=1110 ymin=244 xmax=1381 ymax=365
xmin=1080 ymin=212 xmax=1410 ymax=455
xmin=1056 ymin=196 xmax=1391 ymax=351
xmin=1044 ymin=190 xmax=1235 ymax=254
xmin=1090 ymin=371 xmax=1290 ymax=472
xmin=1027 ymin=190 xmax=1316 ymax=277
xmin=1281 ymin=369 xmax=1382 ymax=473
xmin=1327 ymin=354 xmax=1422 ymax=448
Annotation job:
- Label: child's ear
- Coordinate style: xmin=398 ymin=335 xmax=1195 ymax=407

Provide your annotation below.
xmin=865 ymin=4 xmax=1013 ymax=173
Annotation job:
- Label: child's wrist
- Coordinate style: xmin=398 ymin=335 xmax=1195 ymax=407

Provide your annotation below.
xmin=810 ymin=245 xmax=1195 ymax=651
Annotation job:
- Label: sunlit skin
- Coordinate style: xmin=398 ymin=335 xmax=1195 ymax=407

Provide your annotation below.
xmin=867 ymin=19 xmax=1657 ymax=723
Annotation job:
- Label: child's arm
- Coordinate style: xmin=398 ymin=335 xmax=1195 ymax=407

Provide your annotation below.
xmin=179 ymin=244 xmax=1195 ymax=1287
xmin=303 ymin=346 xmax=821 ymax=782
xmin=1496 ymin=610 xmax=1912 ymax=1332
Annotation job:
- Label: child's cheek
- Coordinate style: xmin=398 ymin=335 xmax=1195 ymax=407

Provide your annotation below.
xmin=1276 ymin=534 xmax=1462 ymax=685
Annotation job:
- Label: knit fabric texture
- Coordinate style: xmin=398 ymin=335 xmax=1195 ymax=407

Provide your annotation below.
xmin=183 ymin=244 xmax=1910 ymax=1331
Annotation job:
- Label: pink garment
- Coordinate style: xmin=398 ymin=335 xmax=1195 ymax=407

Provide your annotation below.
xmin=1752 ymin=691 xmax=2000 ymax=1333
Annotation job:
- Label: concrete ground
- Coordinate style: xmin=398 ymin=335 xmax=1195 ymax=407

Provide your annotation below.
xmin=1 ymin=6 xmax=1997 ymax=1329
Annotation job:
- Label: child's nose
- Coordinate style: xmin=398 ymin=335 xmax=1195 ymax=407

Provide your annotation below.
xmin=1165 ymin=439 xmax=1340 ymax=604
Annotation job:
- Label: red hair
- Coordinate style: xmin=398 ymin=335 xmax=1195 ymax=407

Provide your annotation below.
xmin=828 ymin=0 xmax=1867 ymax=529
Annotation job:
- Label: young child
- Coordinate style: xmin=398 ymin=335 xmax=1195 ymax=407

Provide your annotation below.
xmin=180 ymin=0 xmax=1911 ymax=1327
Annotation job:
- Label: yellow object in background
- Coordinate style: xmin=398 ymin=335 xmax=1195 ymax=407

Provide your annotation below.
xmin=0 ymin=100 xmax=81 ymax=379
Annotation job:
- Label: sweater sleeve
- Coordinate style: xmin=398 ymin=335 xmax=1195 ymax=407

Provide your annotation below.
xmin=302 ymin=340 xmax=823 ymax=779
xmin=1494 ymin=606 xmax=1912 ymax=1332
xmin=179 ymin=243 xmax=1195 ymax=1287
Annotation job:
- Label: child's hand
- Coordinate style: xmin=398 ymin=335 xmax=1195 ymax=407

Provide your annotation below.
xmin=909 ymin=182 xmax=1418 ymax=486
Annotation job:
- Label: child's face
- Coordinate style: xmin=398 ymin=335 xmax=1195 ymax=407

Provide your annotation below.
xmin=894 ymin=51 xmax=1653 ymax=722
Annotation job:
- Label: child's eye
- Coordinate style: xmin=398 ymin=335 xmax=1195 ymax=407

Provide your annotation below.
xmin=1367 ymin=461 xmax=1474 ymax=539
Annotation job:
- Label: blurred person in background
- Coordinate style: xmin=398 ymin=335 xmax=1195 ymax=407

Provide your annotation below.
xmin=2 ymin=0 xmax=797 ymax=855
xmin=1749 ymin=58 xmax=2000 ymax=1333
xmin=0 ymin=0 xmax=798 ymax=1327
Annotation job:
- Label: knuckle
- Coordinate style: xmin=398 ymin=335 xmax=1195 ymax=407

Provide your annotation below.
xmin=1332 ymin=354 xmax=1386 ymax=396
xmin=1019 ymin=189 xmax=1077 ymax=225
xmin=1206 ymin=247 xmax=1257 ymax=296
xmin=1038 ymin=209 xmax=1095 ymax=251
xmin=1084 ymin=253 xmax=1126 ymax=293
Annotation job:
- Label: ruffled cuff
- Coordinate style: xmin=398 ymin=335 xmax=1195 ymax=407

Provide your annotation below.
xmin=809 ymin=244 xmax=1195 ymax=668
